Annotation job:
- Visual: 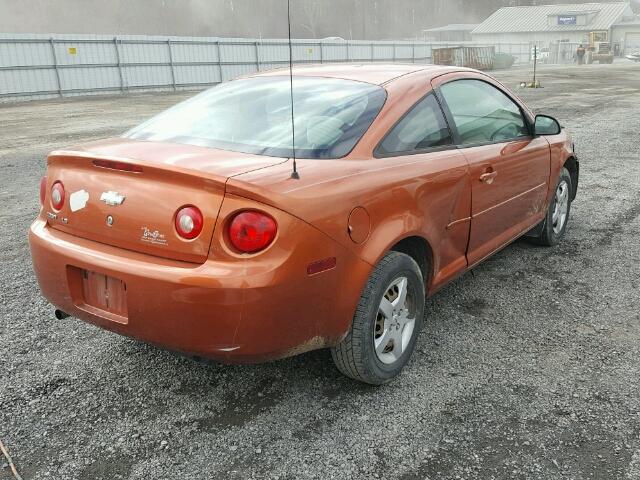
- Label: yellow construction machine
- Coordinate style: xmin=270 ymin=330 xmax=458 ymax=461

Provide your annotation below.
xmin=586 ymin=31 xmax=614 ymax=64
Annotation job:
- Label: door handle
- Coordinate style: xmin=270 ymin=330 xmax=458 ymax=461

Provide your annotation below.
xmin=479 ymin=170 xmax=498 ymax=184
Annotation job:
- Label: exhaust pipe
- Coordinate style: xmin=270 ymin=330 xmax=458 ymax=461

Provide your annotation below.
xmin=54 ymin=309 xmax=70 ymax=320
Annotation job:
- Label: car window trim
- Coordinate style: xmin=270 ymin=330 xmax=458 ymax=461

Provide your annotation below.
xmin=456 ymin=135 xmax=534 ymax=150
xmin=373 ymin=91 xmax=456 ymax=159
xmin=375 ymin=143 xmax=458 ymax=159
xmin=433 ymin=78 xmax=535 ymax=149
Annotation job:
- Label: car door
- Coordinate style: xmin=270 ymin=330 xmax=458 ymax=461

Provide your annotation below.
xmin=374 ymin=92 xmax=471 ymax=291
xmin=434 ymin=74 xmax=551 ymax=267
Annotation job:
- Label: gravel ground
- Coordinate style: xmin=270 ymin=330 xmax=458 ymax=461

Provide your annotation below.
xmin=1 ymin=62 xmax=639 ymax=480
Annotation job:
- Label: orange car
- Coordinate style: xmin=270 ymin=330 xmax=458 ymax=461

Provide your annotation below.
xmin=30 ymin=64 xmax=578 ymax=384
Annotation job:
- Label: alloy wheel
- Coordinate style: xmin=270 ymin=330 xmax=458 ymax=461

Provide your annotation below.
xmin=552 ymin=180 xmax=570 ymax=234
xmin=374 ymin=276 xmax=416 ymax=365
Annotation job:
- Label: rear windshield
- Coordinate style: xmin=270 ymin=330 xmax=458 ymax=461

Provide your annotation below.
xmin=124 ymin=76 xmax=386 ymax=159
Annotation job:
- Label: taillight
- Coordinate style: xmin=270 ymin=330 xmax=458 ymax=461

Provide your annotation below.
xmin=175 ymin=206 xmax=203 ymax=239
xmin=228 ymin=211 xmax=277 ymax=253
xmin=39 ymin=177 xmax=47 ymax=206
xmin=51 ymin=181 xmax=65 ymax=210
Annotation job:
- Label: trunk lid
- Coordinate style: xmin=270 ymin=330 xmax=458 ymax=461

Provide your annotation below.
xmin=45 ymin=139 xmax=286 ymax=263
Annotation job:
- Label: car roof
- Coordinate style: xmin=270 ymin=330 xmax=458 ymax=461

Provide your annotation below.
xmin=251 ymin=63 xmax=469 ymax=86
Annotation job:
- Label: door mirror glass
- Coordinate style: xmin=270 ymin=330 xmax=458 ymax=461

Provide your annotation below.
xmin=535 ymin=115 xmax=561 ymax=135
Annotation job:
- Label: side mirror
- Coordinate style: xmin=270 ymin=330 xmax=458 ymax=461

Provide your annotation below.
xmin=534 ymin=115 xmax=561 ymax=136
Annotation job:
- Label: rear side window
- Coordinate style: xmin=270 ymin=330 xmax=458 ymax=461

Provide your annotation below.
xmin=440 ymin=79 xmax=529 ymax=145
xmin=377 ymin=94 xmax=452 ymax=155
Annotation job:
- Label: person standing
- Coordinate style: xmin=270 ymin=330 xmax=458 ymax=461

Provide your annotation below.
xmin=576 ymin=44 xmax=586 ymax=65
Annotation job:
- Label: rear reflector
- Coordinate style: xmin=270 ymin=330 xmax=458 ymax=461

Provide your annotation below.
xmin=175 ymin=206 xmax=204 ymax=239
xmin=93 ymin=159 xmax=143 ymax=173
xmin=51 ymin=181 xmax=65 ymax=211
xmin=307 ymin=257 xmax=337 ymax=275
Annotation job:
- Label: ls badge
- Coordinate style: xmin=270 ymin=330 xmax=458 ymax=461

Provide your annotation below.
xmin=100 ymin=191 xmax=126 ymax=206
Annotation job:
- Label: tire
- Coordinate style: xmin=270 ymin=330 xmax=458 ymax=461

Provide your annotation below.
xmin=331 ymin=251 xmax=425 ymax=385
xmin=531 ymin=167 xmax=572 ymax=246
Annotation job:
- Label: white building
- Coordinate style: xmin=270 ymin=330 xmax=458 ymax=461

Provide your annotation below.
xmin=422 ymin=24 xmax=478 ymax=42
xmin=472 ymin=2 xmax=640 ymax=54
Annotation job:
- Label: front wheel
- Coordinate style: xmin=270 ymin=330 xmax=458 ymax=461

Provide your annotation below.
xmin=531 ymin=167 xmax=573 ymax=246
xmin=331 ymin=251 xmax=425 ymax=385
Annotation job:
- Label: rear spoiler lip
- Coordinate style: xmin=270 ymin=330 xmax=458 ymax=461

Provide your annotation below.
xmin=48 ymin=149 xmax=291 ymax=188
xmin=47 ymin=150 xmax=229 ymax=193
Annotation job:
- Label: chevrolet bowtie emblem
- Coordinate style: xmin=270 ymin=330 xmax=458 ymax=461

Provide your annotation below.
xmin=100 ymin=191 xmax=126 ymax=206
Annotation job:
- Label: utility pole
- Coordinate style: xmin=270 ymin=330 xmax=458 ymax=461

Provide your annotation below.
xmin=533 ymin=44 xmax=537 ymax=86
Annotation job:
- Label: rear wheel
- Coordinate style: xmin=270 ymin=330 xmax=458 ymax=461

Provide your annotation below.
xmin=331 ymin=252 xmax=425 ymax=385
xmin=531 ymin=167 xmax=572 ymax=246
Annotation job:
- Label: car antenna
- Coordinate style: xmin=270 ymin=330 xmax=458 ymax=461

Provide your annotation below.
xmin=287 ymin=0 xmax=300 ymax=179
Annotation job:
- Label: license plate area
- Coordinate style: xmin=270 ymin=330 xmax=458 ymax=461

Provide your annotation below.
xmin=68 ymin=267 xmax=129 ymax=324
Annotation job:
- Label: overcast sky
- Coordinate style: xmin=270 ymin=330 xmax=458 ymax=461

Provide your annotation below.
xmin=0 ymin=0 xmax=637 ymax=39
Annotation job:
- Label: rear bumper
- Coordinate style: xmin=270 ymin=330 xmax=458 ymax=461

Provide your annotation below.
xmin=29 ymin=216 xmax=371 ymax=363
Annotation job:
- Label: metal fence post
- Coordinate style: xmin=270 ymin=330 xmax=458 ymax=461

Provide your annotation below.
xmin=114 ymin=37 xmax=124 ymax=92
xmin=346 ymin=43 xmax=350 ymax=62
xmin=167 ymin=39 xmax=176 ymax=90
xmin=392 ymin=44 xmax=396 ymax=62
xmin=412 ymin=43 xmax=415 ymax=63
xmin=319 ymin=42 xmax=324 ymax=63
xmin=254 ymin=41 xmax=260 ymax=72
xmin=49 ymin=38 xmax=62 ymax=97
xmin=215 ymin=41 xmax=223 ymax=83
xmin=370 ymin=43 xmax=374 ymax=62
